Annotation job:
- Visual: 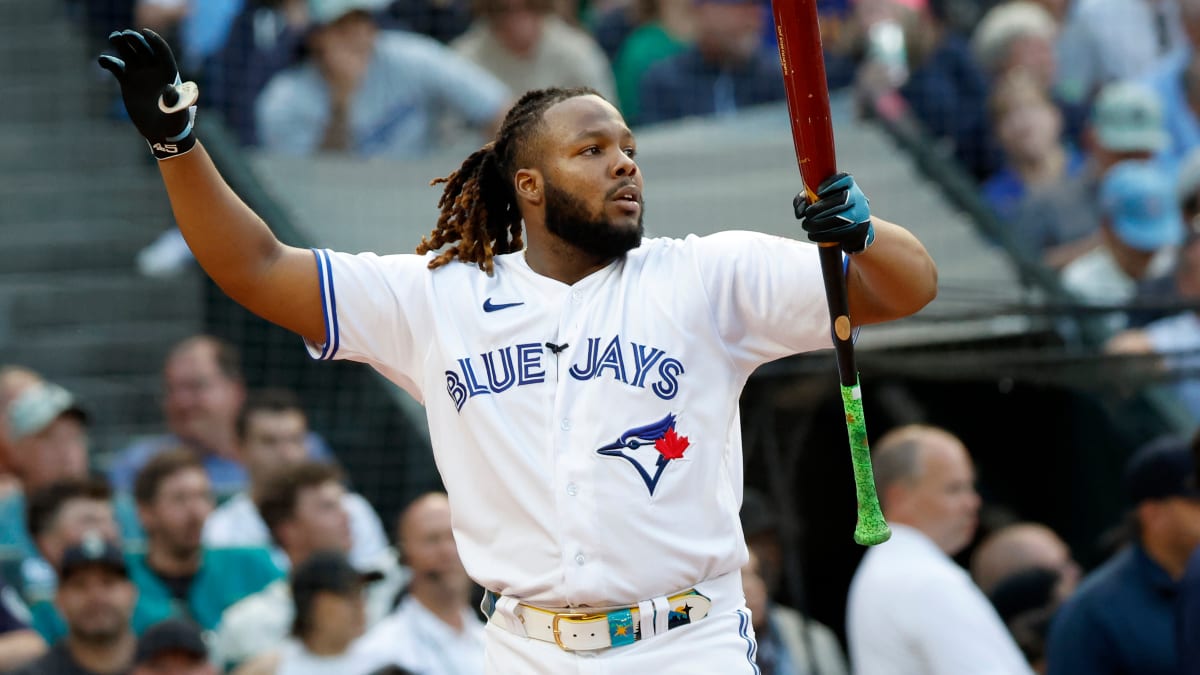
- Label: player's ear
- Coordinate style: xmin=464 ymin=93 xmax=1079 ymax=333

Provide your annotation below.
xmin=514 ymin=168 xmax=543 ymax=206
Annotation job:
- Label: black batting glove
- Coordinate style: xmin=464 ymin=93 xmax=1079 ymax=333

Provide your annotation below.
xmin=794 ymin=172 xmax=875 ymax=255
xmin=98 ymin=29 xmax=198 ymax=160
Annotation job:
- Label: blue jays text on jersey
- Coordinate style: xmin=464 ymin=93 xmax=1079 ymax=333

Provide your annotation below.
xmin=444 ymin=334 xmax=686 ymax=412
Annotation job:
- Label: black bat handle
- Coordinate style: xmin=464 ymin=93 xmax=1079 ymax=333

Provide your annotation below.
xmin=818 ymin=243 xmax=857 ymax=386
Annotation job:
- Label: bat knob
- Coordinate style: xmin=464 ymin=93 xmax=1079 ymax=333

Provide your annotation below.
xmin=854 ymin=514 xmax=892 ymax=546
xmin=158 ymin=81 xmax=199 ymax=114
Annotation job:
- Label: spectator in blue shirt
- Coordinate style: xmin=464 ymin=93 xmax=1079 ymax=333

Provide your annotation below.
xmin=255 ymin=0 xmax=511 ymax=158
xmin=636 ymin=0 xmax=784 ymax=126
xmin=1045 ymin=436 xmax=1200 ymax=675
xmin=108 ymin=335 xmax=332 ymax=502
xmin=1143 ymin=2 xmax=1200 ymax=172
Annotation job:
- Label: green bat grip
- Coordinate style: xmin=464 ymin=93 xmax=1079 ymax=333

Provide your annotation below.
xmin=842 ymin=377 xmax=891 ymax=546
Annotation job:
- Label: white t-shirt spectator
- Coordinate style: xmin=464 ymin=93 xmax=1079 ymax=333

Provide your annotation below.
xmin=202 ymin=490 xmax=390 ymax=572
xmin=846 ymin=524 xmax=1033 ymax=675
xmin=212 ymin=549 xmax=407 ymax=668
xmin=356 ymin=595 xmax=485 ymax=675
xmin=270 ymin=637 xmax=396 ymax=675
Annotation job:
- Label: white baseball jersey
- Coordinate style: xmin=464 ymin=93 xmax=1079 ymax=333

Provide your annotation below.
xmin=306 ymin=231 xmax=830 ymax=607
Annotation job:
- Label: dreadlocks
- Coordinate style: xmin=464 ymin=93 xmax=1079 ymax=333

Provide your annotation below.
xmin=418 ymin=87 xmax=602 ymax=273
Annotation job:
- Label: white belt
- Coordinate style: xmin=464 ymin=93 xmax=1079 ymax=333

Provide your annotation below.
xmin=483 ymin=588 xmax=713 ymax=651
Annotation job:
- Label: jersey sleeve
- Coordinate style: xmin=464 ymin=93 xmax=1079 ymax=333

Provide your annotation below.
xmin=690 ymin=231 xmax=833 ymax=370
xmin=305 ymin=249 xmax=430 ymax=398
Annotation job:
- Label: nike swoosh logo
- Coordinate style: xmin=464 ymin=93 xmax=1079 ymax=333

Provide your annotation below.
xmin=483 ymin=298 xmax=524 ymax=312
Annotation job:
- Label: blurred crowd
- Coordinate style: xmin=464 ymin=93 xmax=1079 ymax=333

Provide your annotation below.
xmin=3 ymin=0 xmax=1200 ymax=672
xmin=2 ymin=337 xmax=1200 ymax=673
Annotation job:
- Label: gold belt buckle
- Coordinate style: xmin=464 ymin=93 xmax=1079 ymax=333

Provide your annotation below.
xmin=551 ymin=612 xmax=603 ymax=651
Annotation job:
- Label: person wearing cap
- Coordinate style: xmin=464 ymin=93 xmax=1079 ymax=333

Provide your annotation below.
xmin=0 ymin=383 xmax=142 ymax=619
xmin=1060 ymin=159 xmax=1184 ymax=329
xmin=3 ymin=380 xmax=90 ymax=496
xmin=1013 ymin=80 xmax=1170 ymax=269
xmin=213 ymin=462 xmax=403 ymax=669
xmin=131 ymin=618 xmax=216 ymax=675
xmin=0 ymin=365 xmax=42 ymax=500
xmin=21 ymin=478 xmax=123 ymax=643
xmin=10 ymin=534 xmax=139 ymax=675
xmin=1143 ymin=0 xmax=1200 ymax=170
xmin=355 ymin=493 xmax=481 ymax=675
xmin=1044 ymin=436 xmax=1200 ymax=675
xmin=254 ymin=0 xmax=512 ymax=159
xmin=636 ymin=0 xmax=785 ymax=126
xmin=231 ymin=550 xmax=394 ymax=675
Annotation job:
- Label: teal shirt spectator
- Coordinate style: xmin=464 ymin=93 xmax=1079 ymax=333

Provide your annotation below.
xmin=29 ymin=547 xmax=282 ymax=643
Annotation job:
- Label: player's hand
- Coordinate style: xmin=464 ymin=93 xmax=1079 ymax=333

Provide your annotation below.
xmin=793 ymin=172 xmax=875 ymax=254
xmin=97 ymin=29 xmax=198 ymax=160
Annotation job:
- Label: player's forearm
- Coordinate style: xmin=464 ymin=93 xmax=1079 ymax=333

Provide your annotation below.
xmin=157 ymin=144 xmax=327 ymax=344
xmin=158 ymin=143 xmax=285 ymax=293
xmin=847 ymin=218 xmax=938 ymax=325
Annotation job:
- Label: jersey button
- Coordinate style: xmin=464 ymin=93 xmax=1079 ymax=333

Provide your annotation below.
xmin=575 ymin=553 xmax=586 ymax=565
xmin=566 ymin=482 xmax=578 ymax=496
xmin=561 ymin=419 xmax=572 ymax=431
xmin=571 ymin=290 xmax=583 ymax=302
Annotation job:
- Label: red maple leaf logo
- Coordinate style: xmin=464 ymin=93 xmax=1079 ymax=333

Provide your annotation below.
xmin=655 ymin=427 xmax=690 ymax=460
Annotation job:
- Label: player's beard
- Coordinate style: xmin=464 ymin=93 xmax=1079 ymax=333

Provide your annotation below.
xmin=543 ymin=181 xmax=643 ymax=260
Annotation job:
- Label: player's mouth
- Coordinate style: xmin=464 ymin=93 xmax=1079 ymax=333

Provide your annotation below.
xmin=610 ymin=185 xmax=642 ymax=215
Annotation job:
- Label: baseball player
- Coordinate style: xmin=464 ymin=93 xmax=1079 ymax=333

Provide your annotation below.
xmin=98 ymin=29 xmax=937 ymax=672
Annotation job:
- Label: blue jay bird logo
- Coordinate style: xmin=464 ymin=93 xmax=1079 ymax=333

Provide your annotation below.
xmin=597 ymin=413 xmax=690 ymax=496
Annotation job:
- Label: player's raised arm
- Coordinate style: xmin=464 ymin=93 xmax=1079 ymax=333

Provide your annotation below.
xmin=98 ymin=29 xmax=326 ymax=346
xmin=796 ymin=173 xmax=938 ymax=326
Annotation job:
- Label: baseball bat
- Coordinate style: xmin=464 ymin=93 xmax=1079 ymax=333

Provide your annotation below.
xmin=769 ymin=0 xmax=891 ymax=546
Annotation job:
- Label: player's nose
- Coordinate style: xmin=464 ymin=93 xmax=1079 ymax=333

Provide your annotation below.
xmin=612 ymin=151 xmax=638 ymax=178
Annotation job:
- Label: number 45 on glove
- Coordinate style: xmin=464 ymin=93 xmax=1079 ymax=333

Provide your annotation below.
xmin=98 ymin=29 xmax=200 ymax=160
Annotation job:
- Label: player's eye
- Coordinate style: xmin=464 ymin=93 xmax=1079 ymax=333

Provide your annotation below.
xmin=580 ymin=146 xmax=600 ymax=156
xmin=623 ymin=147 xmax=637 ymax=158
